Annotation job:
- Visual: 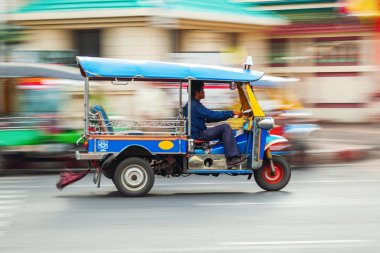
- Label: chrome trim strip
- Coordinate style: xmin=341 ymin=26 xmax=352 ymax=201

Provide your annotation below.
xmin=75 ymin=151 xmax=108 ymax=160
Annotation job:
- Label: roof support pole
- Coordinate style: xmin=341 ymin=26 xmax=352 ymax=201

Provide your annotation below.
xmin=179 ymin=80 xmax=183 ymax=118
xmin=84 ymin=77 xmax=90 ymax=135
xmin=187 ymin=80 xmax=191 ymax=137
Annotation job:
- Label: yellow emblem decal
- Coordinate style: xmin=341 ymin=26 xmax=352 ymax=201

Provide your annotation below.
xmin=158 ymin=141 xmax=174 ymax=150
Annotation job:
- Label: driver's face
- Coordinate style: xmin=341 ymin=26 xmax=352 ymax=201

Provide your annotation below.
xmin=194 ymin=87 xmax=205 ymax=100
xmin=199 ymin=88 xmax=205 ymax=99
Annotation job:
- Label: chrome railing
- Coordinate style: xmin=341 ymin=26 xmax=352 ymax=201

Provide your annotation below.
xmin=89 ymin=115 xmax=186 ymax=136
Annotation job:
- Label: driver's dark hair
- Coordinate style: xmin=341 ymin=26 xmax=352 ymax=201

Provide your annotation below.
xmin=189 ymin=80 xmax=204 ymax=99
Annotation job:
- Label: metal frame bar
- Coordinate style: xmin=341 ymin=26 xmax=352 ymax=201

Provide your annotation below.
xmin=179 ymin=81 xmax=183 ymax=119
xmin=89 ymin=118 xmax=186 ymax=135
xmin=84 ymin=77 xmax=90 ymax=135
xmin=187 ymin=80 xmax=191 ymax=137
xmin=75 ymin=151 xmax=108 ymax=160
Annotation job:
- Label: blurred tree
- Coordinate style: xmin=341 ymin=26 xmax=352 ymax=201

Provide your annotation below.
xmin=0 ymin=25 xmax=25 ymax=61
xmin=0 ymin=25 xmax=24 ymax=45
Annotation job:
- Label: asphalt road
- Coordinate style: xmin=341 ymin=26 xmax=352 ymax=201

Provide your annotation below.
xmin=0 ymin=159 xmax=380 ymax=253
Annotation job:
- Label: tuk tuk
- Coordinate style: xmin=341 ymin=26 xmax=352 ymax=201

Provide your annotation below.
xmin=72 ymin=56 xmax=291 ymax=197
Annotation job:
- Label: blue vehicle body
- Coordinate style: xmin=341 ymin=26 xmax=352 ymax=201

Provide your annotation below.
xmin=72 ymin=56 xmax=292 ymax=196
xmin=88 ymin=137 xmax=187 ymax=154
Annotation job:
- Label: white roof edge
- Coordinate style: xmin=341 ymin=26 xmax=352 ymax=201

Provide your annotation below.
xmin=8 ymin=8 xmax=288 ymax=26
xmin=161 ymin=9 xmax=289 ymax=26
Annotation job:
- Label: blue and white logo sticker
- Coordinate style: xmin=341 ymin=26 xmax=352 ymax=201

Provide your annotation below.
xmin=97 ymin=140 xmax=109 ymax=151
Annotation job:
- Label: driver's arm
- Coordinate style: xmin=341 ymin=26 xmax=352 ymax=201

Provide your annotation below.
xmin=196 ymin=103 xmax=234 ymax=123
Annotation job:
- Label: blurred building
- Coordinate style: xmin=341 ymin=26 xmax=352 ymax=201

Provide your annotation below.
xmin=245 ymin=0 xmax=380 ymax=123
xmin=6 ymin=0 xmax=286 ymax=66
xmin=4 ymin=0 xmax=380 ymax=122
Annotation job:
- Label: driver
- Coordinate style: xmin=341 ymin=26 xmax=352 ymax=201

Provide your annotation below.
xmin=184 ymin=80 xmax=247 ymax=167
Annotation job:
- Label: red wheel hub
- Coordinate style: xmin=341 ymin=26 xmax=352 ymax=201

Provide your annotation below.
xmin=262 ymin=163 xmax=284 ymax=184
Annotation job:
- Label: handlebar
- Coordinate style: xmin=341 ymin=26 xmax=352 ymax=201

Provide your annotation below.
xmin=242 ymin=109 xmax=252 ymax=115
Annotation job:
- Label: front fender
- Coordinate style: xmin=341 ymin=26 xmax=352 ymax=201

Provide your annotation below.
xmin=265 ymin=134 xmax=288 ymax=151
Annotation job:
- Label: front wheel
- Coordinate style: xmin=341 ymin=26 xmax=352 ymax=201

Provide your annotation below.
xmin=113 ymin=157 xmax=154 ymax=197
xmin=254 ymin=155 xmax=291 ymax=191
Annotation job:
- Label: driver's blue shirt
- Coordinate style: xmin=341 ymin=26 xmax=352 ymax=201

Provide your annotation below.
xmin=184 ymin=99 xmax=233 ymax=138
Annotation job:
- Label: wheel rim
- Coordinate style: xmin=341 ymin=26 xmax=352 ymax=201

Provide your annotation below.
xmin=262 ymin=163 xmax=284 ymax=185
xmin=121 ymin=165 xmax=147 ymax=191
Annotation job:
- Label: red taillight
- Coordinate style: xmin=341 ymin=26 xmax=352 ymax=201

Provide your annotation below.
xmin=270 ymin=125 xmax=284 ymax=136
xmin=83 ymin=140 xmax=88 ymax=150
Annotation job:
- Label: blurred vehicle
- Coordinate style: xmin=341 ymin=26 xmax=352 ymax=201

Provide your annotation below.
xmin=253 ymin=77 xmax=321 ymax=165
xmin=0 ymin=62 xmax=85 ymax=172
xmin=64 ymin=56 xmax=291 ymax=197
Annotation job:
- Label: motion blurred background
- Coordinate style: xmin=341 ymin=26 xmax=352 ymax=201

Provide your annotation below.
xmin=0 ymin=0 xmax=379 ymax=171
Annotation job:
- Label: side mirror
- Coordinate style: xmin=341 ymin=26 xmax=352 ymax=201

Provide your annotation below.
xmin=258 ymin=117 xmax=275 ymax=130
xmin=229 ymin=82 xmax=237 ymax=90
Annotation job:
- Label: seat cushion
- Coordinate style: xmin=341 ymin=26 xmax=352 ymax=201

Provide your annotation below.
xmin=90 ymin=105 xmax=114 ymax=134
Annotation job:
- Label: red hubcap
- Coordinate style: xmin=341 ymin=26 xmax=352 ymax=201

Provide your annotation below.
xmin=262 ymin=163 xmax=284 ymax=184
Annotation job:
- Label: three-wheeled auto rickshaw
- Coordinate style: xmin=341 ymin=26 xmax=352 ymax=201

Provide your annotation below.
xmin=72 ymin=56 xmax=291 ymax=197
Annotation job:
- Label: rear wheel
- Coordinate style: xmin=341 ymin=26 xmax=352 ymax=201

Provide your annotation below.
xmin=254 ymin=155 xmax=291 ymax=191
xmin=113 ymin=157 xmax=154 ymax=197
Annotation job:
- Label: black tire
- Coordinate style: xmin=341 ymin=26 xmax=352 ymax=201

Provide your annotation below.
xmin=254 ymin=155 xmax=291 ymax=191
xmin=113 ymin=157 xmax=154 ymax=197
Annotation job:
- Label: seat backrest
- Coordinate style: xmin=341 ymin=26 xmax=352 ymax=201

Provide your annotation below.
xmin=90 ymin=104 xmax=114 ymax=134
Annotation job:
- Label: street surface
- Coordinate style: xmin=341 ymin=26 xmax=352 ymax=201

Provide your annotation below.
xmin=0 ymin=159 xmax=380 ymax=253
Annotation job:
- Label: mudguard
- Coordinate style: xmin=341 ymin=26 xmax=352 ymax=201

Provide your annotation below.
xmin=264 ymin=134 xmax=288 ymax=151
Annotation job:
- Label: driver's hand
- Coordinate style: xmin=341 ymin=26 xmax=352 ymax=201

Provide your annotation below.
xmin=233 ymin=110 xmax=243 ymax=118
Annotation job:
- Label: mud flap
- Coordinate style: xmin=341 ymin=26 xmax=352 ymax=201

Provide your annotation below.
xmin=93 ymin=153 xmax=112 ymax=188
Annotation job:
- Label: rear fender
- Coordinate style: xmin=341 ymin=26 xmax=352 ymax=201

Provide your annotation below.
xmin=101 ymin=145 xmax=152 ymax=174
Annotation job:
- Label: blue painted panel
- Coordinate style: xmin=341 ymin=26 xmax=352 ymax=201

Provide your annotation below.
xmin=208 ymin=143 xmax=224 ymax=154
xmin=259 ymin=130 xmax=269 ymax=160
xmin=265 ymin=135 xmax=287 ymax=147
xmin=208 ymin=133 xmax=249 ymax=155
xmin=88 ymin=138 xmax=186 ymax=154
xmin=271 ymin=151 xmax=292 ymax=155
xmin=88 ymin=139 xmax=95 ymax=152
xmin=181 ymin=140 xmax=187 ymax=153
xmin=245 ymin=132 xmax=253 ymax=168
xmin=194 ymin=149 xmax=206 ymax=154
